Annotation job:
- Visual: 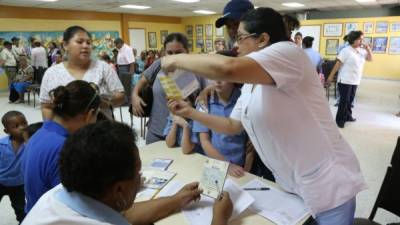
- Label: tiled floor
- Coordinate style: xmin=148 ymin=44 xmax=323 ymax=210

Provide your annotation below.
xmin=1 ymin=78 xmax=400 ymax=224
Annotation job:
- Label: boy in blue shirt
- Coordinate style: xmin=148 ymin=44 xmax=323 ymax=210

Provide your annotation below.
xmin=0 ymin=111 xmax=27 ymax=223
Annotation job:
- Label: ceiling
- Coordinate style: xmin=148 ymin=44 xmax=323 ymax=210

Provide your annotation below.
xmin=0 ymin=0 xmax=399 ymax=17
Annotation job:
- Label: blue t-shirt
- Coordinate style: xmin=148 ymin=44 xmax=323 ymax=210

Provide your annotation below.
xmin=24 ymin=120 xmax=68 ymax=212
xmin=0 ymin=136 xmax=25 ymax=186
xmin=193 ymin=88 xmax=246 ymax=166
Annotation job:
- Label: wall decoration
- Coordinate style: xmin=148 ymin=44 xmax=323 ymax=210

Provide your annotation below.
xmin=323 ymin=24 xmax=342 ymax=37
xmin=325 ymin=39 xmax=339 ymax=55
xmin=196 ymin=39 xmax=204 ymax=49
xmin=205 ymin=24 xmax=213 ymax=37
xmin=372 ymin=37 xmax=388 ymax=53
xmin=205 ymin=39 xmax=213 ymax=52
xmin=363 ymin=37 xmax=372 ymax=46
xmin=188 ymin=39 xmax=193 ymax=51
xmin=148 ymin=32 xmax=157 ymax=49
xmin=196 ymin=24 xmax=203 ymax=38
xmin=0 ymin=30 xmax=119 ymax=57
xmin=160 ymin=30 xmax=168 ymax=45
xmin=375 ymin=22 xmax=388 ymax=33
xmin=345 ymin=23 xmax=357 ymax=34
xmin=363 ymin=22 xmax=373 ymax=33
xmin=215 ymin=27 xmax=224 ymax=37
xmin=389 ymin=37 xmax=400 ymax=54
xmin=186 ymin=25 xmax=193 ymax=37
xmin=391 ymin=22 xmax=400 ymax=32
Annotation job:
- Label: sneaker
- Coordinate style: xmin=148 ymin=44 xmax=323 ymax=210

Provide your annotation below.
xmin=337 ymin=122 xmax=345 ymax=128
xmin=347 ymin=117 xmax=356 ymax=122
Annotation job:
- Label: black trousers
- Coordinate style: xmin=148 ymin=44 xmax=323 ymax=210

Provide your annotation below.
xmin=0 ymin=184 xmax=26 ymax=223
xmin=336 ymin=83 xmax=358 ymax=126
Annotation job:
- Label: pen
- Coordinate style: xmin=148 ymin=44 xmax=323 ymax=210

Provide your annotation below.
xmin=243 ymin=187 xmax=270 ymax=191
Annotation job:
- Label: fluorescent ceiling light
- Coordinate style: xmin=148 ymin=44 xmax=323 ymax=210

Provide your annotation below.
xmin=355 ymin=0 xmax=376 ymax=2
xmin=282 ymin=2 xmax=305 ymax=8
xmin=120 ymin=5 xmax=151 ymax=9
xmin=193 ymin=10 xmax=216 ymax=15
xmin=173 ymin=0 xmax=200 ymax=2
xmin=36 ymin=0 xmax=59 ymax=2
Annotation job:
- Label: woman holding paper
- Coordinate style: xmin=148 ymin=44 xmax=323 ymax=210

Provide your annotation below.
xmin=163 ymin=7 xmax=366 ymax=225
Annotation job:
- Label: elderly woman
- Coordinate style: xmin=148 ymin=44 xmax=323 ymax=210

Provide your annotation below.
xmin=163 ymin=7 xmax=366 ymax=225
xmin=22 ymin=121 xmax=233 ymax=225
xmin=9 ymin=55 xmax=33 ymax=103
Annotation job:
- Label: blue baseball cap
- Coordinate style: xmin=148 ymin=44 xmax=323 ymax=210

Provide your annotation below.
xmin=215 ymin=0 xmax=254 ymax=28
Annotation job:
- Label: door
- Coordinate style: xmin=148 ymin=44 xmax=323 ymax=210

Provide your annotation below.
xmin=129 ymin=28 xmax=146 ymax=55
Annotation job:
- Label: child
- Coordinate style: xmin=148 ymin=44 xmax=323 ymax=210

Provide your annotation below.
xmin=0 ymin=111 xmax=28 ymax=223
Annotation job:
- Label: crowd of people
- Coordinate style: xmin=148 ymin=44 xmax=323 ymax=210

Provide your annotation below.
xmin=0 ymin=0 xmax=377 ymax=225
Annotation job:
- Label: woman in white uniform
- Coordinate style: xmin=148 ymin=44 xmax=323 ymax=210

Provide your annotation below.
xmin=163 ymin=7 xmax=366 ymax=225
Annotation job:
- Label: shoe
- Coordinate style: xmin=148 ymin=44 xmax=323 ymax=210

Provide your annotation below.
xmin=337 ymin=122 xmax=345 ymax=128
xmin=347 ymin=117 xmax=356 ymax=122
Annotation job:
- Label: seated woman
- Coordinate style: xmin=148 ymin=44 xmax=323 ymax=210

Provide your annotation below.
xmin=9 ymin=55 xmax=33 ymax=103
xmin=22 ymin=121 xmax=233 ymax=225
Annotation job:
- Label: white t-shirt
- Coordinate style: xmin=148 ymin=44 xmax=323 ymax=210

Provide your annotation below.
xmin=230 ymin=42 xmax=367 ymax=216
xmin=337 ymin=46 xmax=368 ymax=85
xmin=0 ymin=48 xmax=17 ymax=66
xmin=39 ymin=60 xmax=124 ymax=104
xmin=117 ymin=44 xmax=135 ymax=65
xmin=22 ymin=185 xmax=113 ymax=225
xmin=12 ymin=45 xmax=26 ymax=60
xmin=31 ymin=46 xmax=48 ymax=68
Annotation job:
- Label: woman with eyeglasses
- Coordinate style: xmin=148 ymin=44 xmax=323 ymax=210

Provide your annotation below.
xmin=39 ymin=26 xmax=125 ymax=120
xmin=163 ymin=8 xmax=366 ymax=225
xmin=24 ymin=80 xmax=101 ymax=213
xmin=131 ymin=33 xmax=207 ymax=144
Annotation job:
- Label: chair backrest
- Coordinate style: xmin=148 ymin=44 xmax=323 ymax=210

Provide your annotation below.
xmin=369 ymin=137 xmax=400 ymax=220
xmin=321 ymin=59 xmax=338 ymax=80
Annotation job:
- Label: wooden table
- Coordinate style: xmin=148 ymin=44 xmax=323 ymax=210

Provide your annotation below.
xmin=139 ymin=141 xmax=309 ymax=225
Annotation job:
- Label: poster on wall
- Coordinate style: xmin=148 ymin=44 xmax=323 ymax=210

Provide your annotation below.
xmin=0 ymin=31 xmax=119 ymax=57
xmin=186 ymin=25 xmax=193 ymax=37
xmin=372 ymin=37 xmax=388 ymax=53
xmin=205 ymin=24 xmax=213 ymax=37
xmin=323 ymin=24 xmax=342 ymax=37
xmin=205 ymin=39 xmax=213 ymax=52
xmin=160 ymin=30 xmax=168 ymax=45
xmin=389 ymin=37 xmax=400 ymax=54
xmin=345 ymin=23 xmax=357 ymax=34
xmin=196 ymin=24 xmax=203 ymax=38
xmin=375 ymin=22 xmax=388 ymax=33
xmin=325 ymin=39 xmax=339 ymax=55
xmin=363 ymin=37 xmax=372 ymax=46
xmin=148 ymin=32 xmax=157 ymax=49
xmin=188 ymin=39 xmax=193 ymax=51
xmin=363 ymin=22 xmax=373 ymax=33
xmin=196 ymin=39 xmax=204 ymax=49
xmin=215 ymin=27 xmax=224 ymax=37
xmin=391 ymin=22 xmax=400 ymax=32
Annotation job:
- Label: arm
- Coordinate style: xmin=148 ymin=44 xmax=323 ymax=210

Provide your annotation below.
xmin=131 ymin=76 xmax=150 ymax=116
xmin=110 ymin=91 xmax=125 ymax=107
xmin=165 ymin=122 xmax=178 ymax=148
xmin=129 ymin=63 xmax=136 ymax=75
xmin=211 ymin=192 xmax=233 ymax=225
xmin=364 ymin=45 xmax=373 ymax=62
xmin=181 ymin=124 xmax=195 ymax=154
xmin=41 ymin=103 xmax=54 ymax=120
xmin=199 ymin=132 xmax=226 ymax=161
xmin=327 ymin=60 xmax=342 ymax=83
xmin=162 ymin=54 xmax=275 ymax=85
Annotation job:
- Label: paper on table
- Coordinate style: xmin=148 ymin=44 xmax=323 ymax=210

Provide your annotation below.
xmin=242 ymin=179 xmax=310 ymax=225
xmin=156 ymin=180 xmax=185 ymax=198
xmin=135 ymin=188 xmax=159 ymax=202
xmin=183 ymin=179 xmax=255 ymax=225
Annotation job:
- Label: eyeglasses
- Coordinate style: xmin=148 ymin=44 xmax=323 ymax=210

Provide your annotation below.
xmin=236 ymin=33 xmax=258 ymax=44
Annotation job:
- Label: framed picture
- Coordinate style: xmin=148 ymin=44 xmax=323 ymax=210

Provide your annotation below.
xmin=188 ymin=39 xmax=193 ymax=51
xmin=148 ymin=32 xmax=157 ymax=49
xmin=215 ymin=27 xmax=224 ymax=37
xmin=389 ymin=37 xmax=400 ymax=54
xmin=160 ymin=30 xmax=168 ymax=45
xmin=372 ymin=37 xmax=388 ymax=53
xmin=205 ymin=39 xmax=213 ymax=52
xmin=323 ymin=24 xmax=342 ymax=37
xmin=363 ymin=37 xmax=372 ymax=46
xmin=205 ymin=24 xmax=213 ymax=37
xmin=186 ymin=25 xmax=193 ymax=37
xmin=345 ymin=23 xmax=357 ymax=34
xmin=391 ymin=22 xmax=400 ymax=32
xmin=363 ymin=22 xmax=373 ymax=34
xmin=196 ymin=39 xmax=204 ymax=49
xmin=375 ymin=22 xmax=388 ymax=33
xmin=196 ymin=24 xmax=203 ymax=38
xmin=326 ymin=39 xmax=339 ymax=55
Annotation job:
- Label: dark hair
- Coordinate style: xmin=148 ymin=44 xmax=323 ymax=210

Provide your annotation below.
xmin=63 ymin=26 xmax=91 ymax=43
xmin=59 ymin=121 xmax=138 ymax=199
xmin=347 ymin=31 xmax=364 ymax=45
xmin=343 ymin=34 xmax=349 ymax=42
xmin=302 ymin=36 xmax=314 ymax=48
xmin=217 ymin=50 xmax=237 ymax=57
xmin=101 ymin=54 xmax=111 ymax=62
xmin=49 ymin=42 xmax=57 ymax=48
xmin=34 ymin=41 xmax=41 ymax=47
xmin=50 ymin=80 xmax=100 ymax=119
xmin=2 ymin=111 xmax=24 ymax=127
xmin=3 ymin=41 xmax=12 ymax=47
xmin=241 ymin=8 xmax=289 ymax=45
xmin=114 ymin=38 xmax=124 ymax=45
xmin=283 ymin=14 xmax=300 ymax=31
xmin=23 ymin=122 xmax=43 ymax=139
xmin=163 ymin=33 xmax=189 ymax=51
xmin=11 ymin=37 xmax=19 ymax=42
xmin=295 ymin=32 xmax=302 ymax=38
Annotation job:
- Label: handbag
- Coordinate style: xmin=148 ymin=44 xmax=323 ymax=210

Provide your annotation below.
xmin=129 ymin=64 xmax=161 ymax=117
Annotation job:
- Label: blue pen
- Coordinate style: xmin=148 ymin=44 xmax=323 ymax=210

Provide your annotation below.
xmin=244 ymin=187 xmax=270 ymax=191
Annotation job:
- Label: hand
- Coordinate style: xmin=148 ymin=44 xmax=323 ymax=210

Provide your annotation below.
xmin=167 ymin=99 xmax=194 ymax=118
xmin=211 ymin=191 xmax=233 ymax=225
xmin=132 ymin=94 xmax=147 ymax=116
xmin=196 ymin=84 xmax=217 ymax=108
xmin=228 ymin=163 xmax=245 ymax=178
xmin=173 ymin=115 xmax=188 ymax=127
xmin=161 ymin=55 xmax=178 ymax=73
xmin=173 ymin=182 xmax=202 ymax=210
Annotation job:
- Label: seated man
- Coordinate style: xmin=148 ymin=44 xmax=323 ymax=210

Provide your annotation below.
xmin=9 ymin=55 xmax=33 ymax=103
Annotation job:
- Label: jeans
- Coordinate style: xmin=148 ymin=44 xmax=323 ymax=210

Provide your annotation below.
xmin=336 ymin=83 xmax=358 ymax=127
xmin=0 ymin=184 xmax=26 ymax=223
xmin=315 ymin=197 xmax=356 ymax=225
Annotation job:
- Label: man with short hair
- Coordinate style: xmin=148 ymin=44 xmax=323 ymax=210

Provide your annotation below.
xmin=11 ymin=37 xmax=26 ymax=63
xmin=31 ymin=41 xmax=48 ymax=84
xmin=0 ymin=41 xmax=17 ymax=87
xmin=215 ymin=0 xmax=254 ymax=50
xmin=114 ymin=38 xmax=135 ymax=103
